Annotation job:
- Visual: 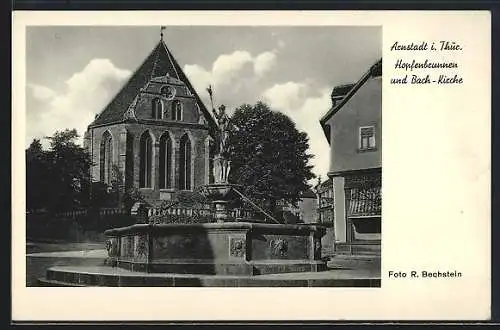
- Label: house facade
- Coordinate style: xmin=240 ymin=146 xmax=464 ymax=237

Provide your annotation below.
xmin=276 ymin=189 xmax=317 ymax=224
xmin=314 ymin=178 xmax=335 ymax=256
xmin=316 ymin=177 xmax=334 ymax=224
xmin=84 ymin=36 xmax=218 ymax=206
xmin=320 ymin=59 xmax=382 ymax=255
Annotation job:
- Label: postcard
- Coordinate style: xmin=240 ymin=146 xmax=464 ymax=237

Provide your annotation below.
xmin=12 ymin=10 xmax=491 ymax=321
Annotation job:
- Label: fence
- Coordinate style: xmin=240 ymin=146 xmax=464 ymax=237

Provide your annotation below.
xmin=49 ymin=201 xmax=268 ymax=225
xmin=146 ymin=205 xmax=258 ymax=221
xmin=53 ymin=207 xmax=127 ymax=219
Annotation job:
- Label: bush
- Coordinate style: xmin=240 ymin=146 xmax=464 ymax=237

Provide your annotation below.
xmin=26 ymin=210 xmax=138 ymax=242
xmin=27 ymin=213 xmax=86 ymax=242
xmin=74 ymin=211 xmax=137 ymax=232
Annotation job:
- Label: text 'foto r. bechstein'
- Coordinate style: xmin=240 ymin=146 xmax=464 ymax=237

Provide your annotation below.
xmin=26 ymin=26 xmax=382 ymax=287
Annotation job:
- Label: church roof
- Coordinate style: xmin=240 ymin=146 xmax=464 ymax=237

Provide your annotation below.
xmin=89 ymin=39 xmax=217 ymax=131
xmin=150 ymin=74 xmax=184 ymax=86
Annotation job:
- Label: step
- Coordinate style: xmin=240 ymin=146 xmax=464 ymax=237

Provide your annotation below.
xmin=335 ymin=243 xmax=381 ymax=256
xmin=37 ymin=278 xmax=87 ymax=287
xmin=39 ymin=265 xmax=381 ymax=287
xmin=328 ymin=255 xmax=381 ymax=270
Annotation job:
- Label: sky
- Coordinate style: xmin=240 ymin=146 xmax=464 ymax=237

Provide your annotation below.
xmin=25 ymin=26 xmax=381 ymax=182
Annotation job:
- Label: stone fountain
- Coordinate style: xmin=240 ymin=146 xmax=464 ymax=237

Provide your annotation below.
xmin=101 ymin=104 xmax=327 ymax=276
xmin=38 ymin=104 xmax=330 ymax=286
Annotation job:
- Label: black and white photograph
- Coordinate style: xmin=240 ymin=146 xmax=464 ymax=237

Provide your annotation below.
xmin=25 ymin=25 xmax=382 ymax=287
xmin=13 ymin=10 xmax=493 ymax=322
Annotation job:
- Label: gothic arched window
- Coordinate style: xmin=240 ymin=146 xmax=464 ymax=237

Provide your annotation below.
xmin=152 ymin=98 xmax=162 ymax=119
xmin=179 ymin=134 xmax=192 ymax=190
xmin=159 ymin=133 xmax=173 ymax=189
xmin=171 ymin=100 xmax=182 ymax=121
xmin=99 ymin=131 xmax=113 ymax=185
xmin=139 ymin=132 xmax=153 ymax=188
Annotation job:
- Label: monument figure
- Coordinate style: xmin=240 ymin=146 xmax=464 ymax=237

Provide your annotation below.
xmin=211 ymin=103 xmax=232 ymax=183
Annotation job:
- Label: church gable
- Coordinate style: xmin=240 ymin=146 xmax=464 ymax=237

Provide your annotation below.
xmin=89 ymin=38 xmax=216 ymax=132
xmin=131 ymin=76 xmax=202 ymax=124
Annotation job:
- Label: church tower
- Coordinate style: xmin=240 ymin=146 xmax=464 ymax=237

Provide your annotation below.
xmin=84 ymin=31 xmax=218 ymax=205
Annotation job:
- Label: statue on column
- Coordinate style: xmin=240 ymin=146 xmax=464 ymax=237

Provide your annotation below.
xmin=212 ymin=104 xmax=232 ymax=183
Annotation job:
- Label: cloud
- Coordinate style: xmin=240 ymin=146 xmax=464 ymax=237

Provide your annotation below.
xmin=29 ymin=84 xmax=56 ymax=101
xmin=254 ymin=51 xmax=277 ymax=77
xmin=262 ymin=82 xmax=332 ymax=181
xmin=183 ymin=49 xmax=278 ymax=106
xmin=26 ymin=59 xmax=131 ymax=147
xmin=262 ymin=81 xmax=307 ymax=111
xmin=212 ymin=50 xmax=253 ymax=85
xmin=183 ymin=64 xmax=212 ymax=97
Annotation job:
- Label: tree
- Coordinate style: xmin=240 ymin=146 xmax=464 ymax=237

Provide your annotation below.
xmin=228 ymin=102 xmax=316 ymax=214
xmin=45 ymin=129 xmax=93 ymax=212
xmin=26 ymin=139 xmax=50 ymax=212
xmin=26 ymin=129 xmax=93 ymax=213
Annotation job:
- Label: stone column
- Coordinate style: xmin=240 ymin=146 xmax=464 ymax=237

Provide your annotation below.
xmin=204 ymin=137 xmax=210 ymax=185
xmin=153 ymin=140 xmax=160 ymax=190
xmin=213 ymin=200 xmax=230 ymax=223
xmin=118 ymin=128 xmax=128 ymax=194
xmin=90 ymin=129 xmax=99 ymax=182
xmin=332 ymin=176 xmax=347 ymax=243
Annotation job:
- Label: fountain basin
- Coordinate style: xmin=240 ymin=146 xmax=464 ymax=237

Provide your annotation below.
xmin=104 ymin=222 xmax=327 ymax=276
xmin=198 ymin=183 xmax=243 ymax=200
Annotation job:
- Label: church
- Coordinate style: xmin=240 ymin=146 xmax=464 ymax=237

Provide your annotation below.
xmin=83 ymin=33 xmax=218 ymax=205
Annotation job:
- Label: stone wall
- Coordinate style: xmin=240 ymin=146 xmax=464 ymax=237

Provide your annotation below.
xmin=86 ymin=121 xmax=210 ymax=204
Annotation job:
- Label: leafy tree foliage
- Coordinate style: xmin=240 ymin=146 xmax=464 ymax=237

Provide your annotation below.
xmin=26 ymin=129 xmax=92 ymax=213
xmin=26 ymin=139 xmax=50 ymax=212
xmin=228 ymin=102 xmax=315 ymax=213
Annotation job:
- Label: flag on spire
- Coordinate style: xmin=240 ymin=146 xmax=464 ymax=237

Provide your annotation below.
xmin=160 ymin=26 xmax=166 ymax=40
xmin=206 ymin=84 xmax=213 ymax=98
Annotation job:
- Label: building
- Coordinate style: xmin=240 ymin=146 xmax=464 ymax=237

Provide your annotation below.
xmin=316 ymin=177 xmax=334 ymax=224
xmin=313 ymin=178 xmax=335 ymax=256
xmin=276 ymin=189 xmax=317 ymax=224
xmin=84 ymin=34 xmax=218 ymax=206
xmin=319 ymin=59 xmax=382 ymax=255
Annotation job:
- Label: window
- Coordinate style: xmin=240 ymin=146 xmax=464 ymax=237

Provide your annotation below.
xmin=139 ymin=132 xmax=153 ymax=188
xmin=160 ymin=86 xmax=169 ymax=97
xmin=179 ymin=134 xmax=192 ymax=190
xmin=359 ymin=126 xmax=376 ymax=151
xmin=159 ymin=133 xmax=173 ymax=189
xmin=99 ymin=131 xmax=113 ymax=185
xmin=344 ymin=173 xmax=382 ymax=217
xmin=161 ymin=85 xmax=176 ymax=99
xmin=152 ymin=98 xmax=163 ymax=119
xmin=171 ymin=100 xmax=182 ymax=121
